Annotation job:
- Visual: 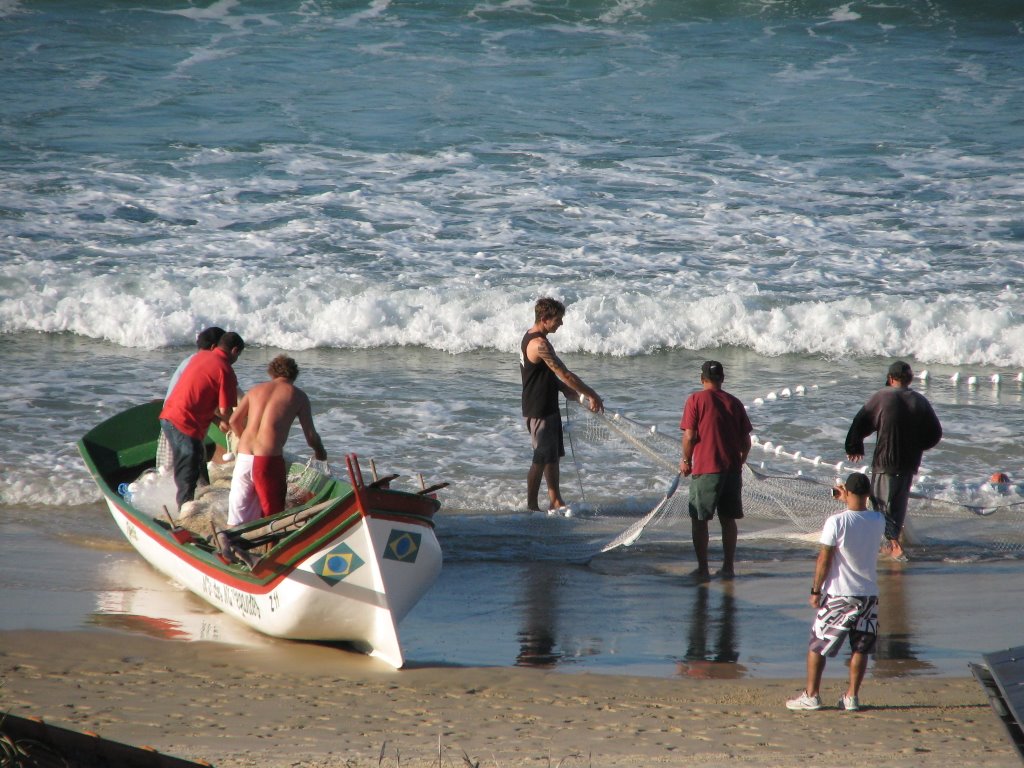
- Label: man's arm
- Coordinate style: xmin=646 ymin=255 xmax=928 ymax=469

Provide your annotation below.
xmin=845 ymin=406 xmax=873 ymax=462
xmin=681 ymin=428 xmax=696 ymax=477
xmin=739 ymin=431 xmax=751 ymax=466
xmin=214 ymin=368 xmax=239 ymax=432
xmin=296 ymin=393 xmax=327 ymax=461
xmin=809 ymin=544 xmax=835 ymax=609
xmin=531 ymin=336 xmax=603 ymax=413
xmin=228 ymin=394 xmax=249 ymax=437
xmin=214 ymin=401 xmax=236 ymax=433
xmin=213 ymin=399 xmax=236 ymax=432
xmin=920 ymin=399 xmax=942 ymax=452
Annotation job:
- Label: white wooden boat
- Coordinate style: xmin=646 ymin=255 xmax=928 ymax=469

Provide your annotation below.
xmin=78 ymin=401 xmax=444 ymax=668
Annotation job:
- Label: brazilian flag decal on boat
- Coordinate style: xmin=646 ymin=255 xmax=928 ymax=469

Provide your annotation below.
xmin=384 ymin=529 xmax=421 ymax=563
xmin=311 ymin=543 xmax=364 ymax=586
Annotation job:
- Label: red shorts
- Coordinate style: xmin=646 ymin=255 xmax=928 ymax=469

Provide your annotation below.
xmin=252 ymin=455 xmax=287 ymax=517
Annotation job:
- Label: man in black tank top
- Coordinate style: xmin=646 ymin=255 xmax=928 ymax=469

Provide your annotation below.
xmin=520 ymin=297 xmax=604 ymax=513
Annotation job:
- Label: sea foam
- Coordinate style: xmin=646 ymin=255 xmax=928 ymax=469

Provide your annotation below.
xmin=2 ymin=263 xmax=1022 ymax=367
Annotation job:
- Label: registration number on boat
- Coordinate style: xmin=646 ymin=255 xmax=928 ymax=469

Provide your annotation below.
xmin=201 ymin=575 xmax=262 ymax=619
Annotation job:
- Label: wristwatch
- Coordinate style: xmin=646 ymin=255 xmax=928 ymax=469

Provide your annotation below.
xmin=810 ymin=589 xmax=821 ymax=596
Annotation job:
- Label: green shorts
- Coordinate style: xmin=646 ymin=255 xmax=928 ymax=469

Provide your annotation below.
xmin=688 ymin=471 xmax=744 ymax=521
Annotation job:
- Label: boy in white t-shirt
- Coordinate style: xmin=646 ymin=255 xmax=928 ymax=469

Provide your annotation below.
xmin=787 ymin=471 xmax=886 ymax=712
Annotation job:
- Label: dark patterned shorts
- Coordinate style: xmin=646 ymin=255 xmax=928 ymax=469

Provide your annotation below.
xmin=808 ymin=594 xmax=879 ymax=657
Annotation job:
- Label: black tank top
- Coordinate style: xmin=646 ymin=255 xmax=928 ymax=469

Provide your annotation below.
xmin=520 ymin=331 xmax=560 ymax=418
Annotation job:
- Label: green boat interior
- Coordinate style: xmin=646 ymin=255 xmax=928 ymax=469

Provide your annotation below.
xmin=78 ymin=401 xmax=358 ymax=576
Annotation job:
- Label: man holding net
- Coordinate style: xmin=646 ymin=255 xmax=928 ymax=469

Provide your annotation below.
xmin=520 ymin=297 xmax=603 ymax=514
xmin=227 ymin=355 xmax=327 ymax=526
xmin=845 ymin=360 xmax=942 ymax=561
xmin=157 ymin=326 xmax=226 ymax=473
xmin=680 ymin=360 xmax=752 ymax=580
xmin=160 ymin=331 xmax=245 ymax=510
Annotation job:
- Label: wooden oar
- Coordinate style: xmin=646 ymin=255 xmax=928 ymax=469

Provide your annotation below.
xmin=229 ymin=498 xmax=339 ymax=544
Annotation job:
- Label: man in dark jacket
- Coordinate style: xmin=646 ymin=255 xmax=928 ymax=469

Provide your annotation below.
xmin=845 ymin=361 xmax=942 ymax=560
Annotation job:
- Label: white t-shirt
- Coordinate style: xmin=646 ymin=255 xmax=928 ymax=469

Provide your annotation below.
xmin=819 ymin=508 xmax=886 ymax=597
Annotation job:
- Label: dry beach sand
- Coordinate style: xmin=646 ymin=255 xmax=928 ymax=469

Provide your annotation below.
xmin=1 ymin=629 xmax=1016 ymax=768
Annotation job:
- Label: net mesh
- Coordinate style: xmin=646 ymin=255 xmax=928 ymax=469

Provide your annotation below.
xmin=562 ymin=398 xmax=1024 ymax=559
xmin=286 ymin=457 xmax=333 ymax=506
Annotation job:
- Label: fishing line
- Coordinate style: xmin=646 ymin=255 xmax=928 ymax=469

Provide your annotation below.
xmin=564 ymin=397 xmax=587 ymax=504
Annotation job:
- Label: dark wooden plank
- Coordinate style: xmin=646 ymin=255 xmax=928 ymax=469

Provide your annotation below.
xmin=0 ymin=714 xmax=213 ymax=768
xmin=971 ymin=645 xmax=1024 ymax=761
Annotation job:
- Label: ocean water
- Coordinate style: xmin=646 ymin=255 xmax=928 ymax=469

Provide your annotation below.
xmin=2 ymin=0 xmax=1023 ymax=677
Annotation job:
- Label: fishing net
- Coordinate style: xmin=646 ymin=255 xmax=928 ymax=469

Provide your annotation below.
xmin=155 ymin=429 xmax=172 ymax=472
xmin=286 ymin=457 xmax=333 ymax=506
xmin=560 ymin=398 xmax=1024 ymax=558
xmin=440 ymin=402 xmax=835 ymax=564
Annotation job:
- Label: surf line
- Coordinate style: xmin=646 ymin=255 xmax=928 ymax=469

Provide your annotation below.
xmin=744 ymin=384 xmax=867 ymax=476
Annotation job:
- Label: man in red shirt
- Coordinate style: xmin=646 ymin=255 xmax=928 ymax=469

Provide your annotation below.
xmin=680 ymin=361 xmax=752 ymax=581
xmin=159 ymin=331 xmax=245 ymax=509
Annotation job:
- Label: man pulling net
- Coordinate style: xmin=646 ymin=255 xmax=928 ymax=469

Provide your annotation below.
xmin=563 ymin=399 xmax=1024 ymax=561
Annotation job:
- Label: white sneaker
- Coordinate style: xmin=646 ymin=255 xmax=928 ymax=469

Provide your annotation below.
xmin=838 ymin=694 xmax=860 ymax=711
xmin=786 ymin=691 xmax=822 ymax=710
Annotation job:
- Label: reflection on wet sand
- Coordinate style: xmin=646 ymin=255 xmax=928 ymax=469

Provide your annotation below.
xmin=516 ymin=562 xmax=561 ymax=668
xmin=92 ymin=558 xmax=271 ymax=648
xmin=677 ymin=582 xmax=747 ymax=679
xmin=873 ymin=566 xmax=935 ymax=677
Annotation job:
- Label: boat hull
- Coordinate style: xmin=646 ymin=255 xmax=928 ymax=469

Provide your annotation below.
xmin=80 ymin=402 xmax=443 ymax=668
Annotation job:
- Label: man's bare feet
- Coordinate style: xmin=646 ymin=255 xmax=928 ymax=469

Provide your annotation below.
xmin=688 ymin=567 xmax=711 ymax=583
xmin=881 ymin=539 xmax=908 ymax=562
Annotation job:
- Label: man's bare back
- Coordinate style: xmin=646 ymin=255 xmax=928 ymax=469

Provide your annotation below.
xmin=229 ymin=357 xmax=326 ymax=460
xmin=226 ymin=355 xmax=326 ymax=526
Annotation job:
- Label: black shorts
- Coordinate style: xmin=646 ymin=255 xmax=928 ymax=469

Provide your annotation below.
xmin=526 ymin=414 xmax=564 ymax=465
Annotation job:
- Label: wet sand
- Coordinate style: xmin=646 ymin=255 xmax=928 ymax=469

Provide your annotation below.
xmin=3 ymin=494 xmax=1023 ymax=766
xmin=5 ymin=518 xmax=1024 ymax=680
xmin=1 ymin=628 xmax=1017 ymax=768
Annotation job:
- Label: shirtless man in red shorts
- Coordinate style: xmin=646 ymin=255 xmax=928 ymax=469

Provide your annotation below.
xmin=227 ymin=355 xmax=327 ymax=525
